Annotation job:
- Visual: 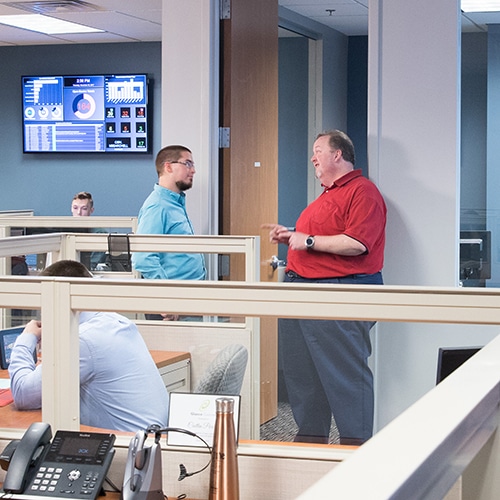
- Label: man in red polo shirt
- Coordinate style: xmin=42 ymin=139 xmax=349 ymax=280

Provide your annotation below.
xmin=264 ymin=130 xmax=386 ymax=445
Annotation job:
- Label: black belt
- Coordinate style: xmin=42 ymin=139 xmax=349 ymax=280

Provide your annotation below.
xmin=286 ymin=270 xmax=374 ymax=280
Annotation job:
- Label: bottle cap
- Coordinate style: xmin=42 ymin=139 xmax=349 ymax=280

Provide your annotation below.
xmin=215 ymin=397 xmax=235 ymax=413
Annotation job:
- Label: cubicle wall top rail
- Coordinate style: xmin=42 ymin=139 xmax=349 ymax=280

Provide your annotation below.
xmin=0 ymin=232 xmax=259 ymax=254
xmin=0 ymin=233 xmax=63 ymax=257
xmin=0 ymin=215 xmax=138 ymax=229
xmin=0 ymin=232 xmax=261 ymax=282
xmin=3 ymin=276 xmax=500 ymax=324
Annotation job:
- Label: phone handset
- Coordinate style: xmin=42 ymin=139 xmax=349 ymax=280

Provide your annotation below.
xmin=2 ymin=422 xmax=52 ymax=494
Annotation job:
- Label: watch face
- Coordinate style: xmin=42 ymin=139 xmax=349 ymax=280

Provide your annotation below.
xmin=306 ymin=236 xmax=315 ymax=248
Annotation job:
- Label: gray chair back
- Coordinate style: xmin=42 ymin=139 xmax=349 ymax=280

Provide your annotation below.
xmin=194 ymin=344 xmax=248 ymax=395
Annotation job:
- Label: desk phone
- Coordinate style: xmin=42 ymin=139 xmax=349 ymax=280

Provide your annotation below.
xmin=1 ymin=422 xmax=115 ymax=499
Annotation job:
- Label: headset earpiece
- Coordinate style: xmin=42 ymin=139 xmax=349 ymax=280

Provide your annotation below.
xmin=132 ymin=431 xmax=147 ymax=470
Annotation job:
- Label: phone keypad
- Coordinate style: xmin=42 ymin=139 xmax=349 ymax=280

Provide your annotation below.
xmin=29 ymin=466 xmax=102 ymax=496
xmin=30 ymin=466 xmax=63 ymax=492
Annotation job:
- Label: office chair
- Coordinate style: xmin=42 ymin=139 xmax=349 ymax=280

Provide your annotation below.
xmin=193 ymin=344 xmax=248 ymax=395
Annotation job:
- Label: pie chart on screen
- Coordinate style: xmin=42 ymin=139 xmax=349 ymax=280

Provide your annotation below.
xmin=72 ymin=93 xmax=96 ymax=119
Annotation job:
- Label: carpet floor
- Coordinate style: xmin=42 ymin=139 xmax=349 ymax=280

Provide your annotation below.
xmin=260 ymin=402 xmax=339 ymax=444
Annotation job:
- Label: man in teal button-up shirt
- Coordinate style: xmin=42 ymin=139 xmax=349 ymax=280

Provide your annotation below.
xmin=132 ymin=145 xmax=206 ymax=320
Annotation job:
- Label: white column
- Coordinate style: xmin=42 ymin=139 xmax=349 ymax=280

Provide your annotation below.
xmin=368 ymin=0 xmax=466 ymax=431
xmin=161 ymin=0 xmax=219 ymax=242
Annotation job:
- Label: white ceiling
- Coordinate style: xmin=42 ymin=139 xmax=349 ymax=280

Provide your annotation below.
xmin=0 ymin=0 xmax=497 ymax=46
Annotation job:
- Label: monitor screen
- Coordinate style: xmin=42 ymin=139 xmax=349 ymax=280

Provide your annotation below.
xmin=22 ymin=74 xmax=151 ymax=153
xmin=436 ymin=346 xmax=482 ymax=384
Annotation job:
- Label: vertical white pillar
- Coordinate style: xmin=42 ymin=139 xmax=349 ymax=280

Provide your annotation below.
xmin=368 ymin=0 xmax=463 ymax=430
xmin=161 ymin=0 xmax=219 ymax=241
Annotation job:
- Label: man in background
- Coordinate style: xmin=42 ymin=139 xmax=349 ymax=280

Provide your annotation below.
xmin=71 ymin=191 xmax=94 ymax=217
xmin=132 ymin=145 xmax=206 ymax=320
xmin=8 ymin=260 xmax=170 ymax=432
xmin=70 ymin=191 xmax=106 ymax=270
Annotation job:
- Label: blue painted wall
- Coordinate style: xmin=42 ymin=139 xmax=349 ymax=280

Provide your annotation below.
xmin=0 ymin=42 xmax=161 ymax=217
xmin=347 ymin=35 xmax=368 ymax=177
xmin=462 ymin=32 xmax=487 ymax=224
xmin=278 ymin=36 xmax=309 ymax=261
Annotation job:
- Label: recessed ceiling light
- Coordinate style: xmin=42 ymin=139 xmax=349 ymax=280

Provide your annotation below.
xmin=0 ymin=14 xmax=103 ymax=34
xmin=462 ymin=0 xmax=500 ymax=12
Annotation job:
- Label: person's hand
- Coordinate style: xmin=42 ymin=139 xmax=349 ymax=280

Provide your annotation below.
xmin=161 ymin=313 xmax=180 ymax=321
xmin=261 ymin=223 xmax=294 ymax=245
xmin=23 ymin=320 xmax=42 ymax=342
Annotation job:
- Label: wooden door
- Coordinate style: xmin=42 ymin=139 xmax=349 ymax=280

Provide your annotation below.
xmin=220 ymin=0 xmax=279 ymax=423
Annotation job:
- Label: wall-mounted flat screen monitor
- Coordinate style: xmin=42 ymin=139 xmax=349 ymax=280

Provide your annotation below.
xmin=22 ymin=74 xmax=151 ymax=153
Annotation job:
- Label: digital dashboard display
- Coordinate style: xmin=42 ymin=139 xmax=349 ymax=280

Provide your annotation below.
xmin=22 ymin=74 xmax=150 ymax=153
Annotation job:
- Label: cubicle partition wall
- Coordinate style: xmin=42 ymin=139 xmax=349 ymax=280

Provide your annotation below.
xmin=0 ymin=215 xmax=138 ymax=283
xmin=0 ymin=231 xmax=261 ymax=441
xmin=1 ymin=230 xmax=500 ymax=498
xmin=0 ymin=274 xmax=500 ymax=498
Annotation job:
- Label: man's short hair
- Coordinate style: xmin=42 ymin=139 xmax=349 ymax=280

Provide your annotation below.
xmin=317 ymin=130 xmax=356 ymax=165
xmin=72 ymin=191 xmax=94 ymax=209
xmin=40 ymin=260 xmax=93 ymax=278
xmin=155 ymin=145 xmax=192 ymax=176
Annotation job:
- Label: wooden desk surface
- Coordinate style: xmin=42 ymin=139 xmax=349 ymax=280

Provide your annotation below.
xmin=149 ymin=350 xmax=190 ymax=368
xmin=0 ymin=350 xmax=190 ymax=429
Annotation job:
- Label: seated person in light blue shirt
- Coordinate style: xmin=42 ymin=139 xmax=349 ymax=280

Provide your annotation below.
xmin=132 ymin=145 xmax=206 ymax=320
xmin=8 ymin=260 xmax=169 ymax=432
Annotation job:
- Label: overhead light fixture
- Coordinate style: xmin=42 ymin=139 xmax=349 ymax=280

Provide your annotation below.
xmin=0 ymin=14 xmax=103 ymax=34
xmin=462 ymin=0 xmax=500 ymax=12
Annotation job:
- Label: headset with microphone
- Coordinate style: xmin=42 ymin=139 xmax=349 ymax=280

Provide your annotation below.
xmin=121 ymin=425 xmax=212 ymax=500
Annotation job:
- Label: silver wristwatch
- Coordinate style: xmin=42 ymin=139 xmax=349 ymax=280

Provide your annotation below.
xmin=305 ymin=235 xmax=315 ymax=249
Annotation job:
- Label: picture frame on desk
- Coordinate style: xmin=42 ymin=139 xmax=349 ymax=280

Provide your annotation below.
xmin=167 ymin=393 xmax=241 ymax=447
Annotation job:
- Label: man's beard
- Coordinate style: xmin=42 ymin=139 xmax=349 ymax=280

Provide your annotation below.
xmin=176 ymin=180 xmax=193 ymax=192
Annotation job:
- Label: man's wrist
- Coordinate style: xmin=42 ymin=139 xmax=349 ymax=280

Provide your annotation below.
xmin=305 ymin=235 xmax=315 ymax=249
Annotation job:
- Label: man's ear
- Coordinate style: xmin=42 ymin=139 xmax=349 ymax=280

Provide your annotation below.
xmin=163 ymin=161 xmax=173 ymax=174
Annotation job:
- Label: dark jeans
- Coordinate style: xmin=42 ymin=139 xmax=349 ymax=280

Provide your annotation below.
xmin=280 ymin=271 xmax=383 ymax=443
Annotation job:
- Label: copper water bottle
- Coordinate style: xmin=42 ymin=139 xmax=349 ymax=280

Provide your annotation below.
xmin=208 ymin=397 xmax=239 ymax=500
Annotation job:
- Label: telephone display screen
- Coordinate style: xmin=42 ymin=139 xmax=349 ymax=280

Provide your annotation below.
xmin=44 ymin=430 xmax=115 ymax=465
xmin=59 ymin=436 xmax=101 ymax=458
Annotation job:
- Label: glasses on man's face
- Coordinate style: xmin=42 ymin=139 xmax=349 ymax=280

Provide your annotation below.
xmin=171 ymin=160 xmax=195 ymax=169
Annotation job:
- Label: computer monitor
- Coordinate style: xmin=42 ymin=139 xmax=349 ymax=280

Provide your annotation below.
xmin=436 ymin=346 xmax=482 ymax=384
